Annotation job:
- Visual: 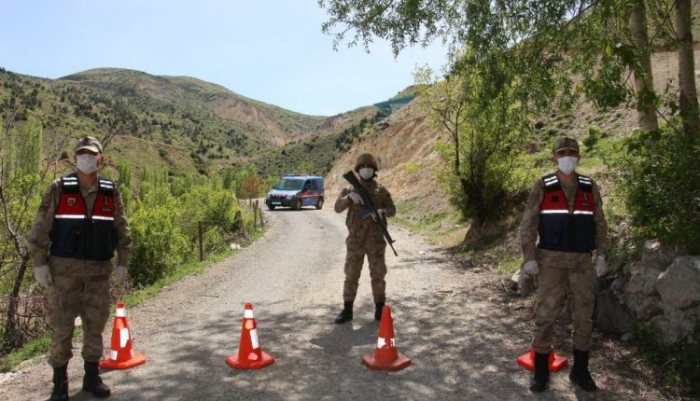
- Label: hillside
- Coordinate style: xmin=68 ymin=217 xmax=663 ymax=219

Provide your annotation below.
xmin=0 ymin=67 xmax=376 ymax=179
xmin=325 ymin=49 xmax=700 ymax=217
xmin=61 ymin=68 xmax=327 ymax=147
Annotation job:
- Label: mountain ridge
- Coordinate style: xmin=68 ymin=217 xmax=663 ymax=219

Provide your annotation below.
xmin=0 ymin=66 xmax=384 ymax=179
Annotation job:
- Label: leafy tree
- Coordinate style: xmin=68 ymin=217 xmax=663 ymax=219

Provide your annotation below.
xmin=673 ymin=0 xmax=699 ymax=140
xmin=415 ymin=52 xmax=533 ymax=239
xmin=320 ymin=0 xmax=699 ymax=251
xmin=223 ymin=166 xmax=235 ymax=190
xmin=617 ymin=123 xmax=700 ymax=253
xmin=0 ymin=114 xmax=59 ymax=349
xmin=319 ymin=0 xmax=696 ymax=134
xmin=117 ymin=160 xmax=133 ymax=212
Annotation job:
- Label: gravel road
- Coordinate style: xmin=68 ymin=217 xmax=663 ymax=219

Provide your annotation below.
xmin=0 ymin=206 xmax=681 ymax=400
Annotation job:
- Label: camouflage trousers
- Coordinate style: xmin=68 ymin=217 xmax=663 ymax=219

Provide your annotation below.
xmin=46 ymin=274 xmax=111 ymax=367
xmin=532 ymin=260 xmax=595 ymax=354
xmin=342 ymin=232 xmax=387 ymax=303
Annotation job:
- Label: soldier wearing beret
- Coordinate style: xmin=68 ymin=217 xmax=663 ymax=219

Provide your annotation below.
xmin=520 ymin=137 xmax=609 ymax=393
xmin=29 ymin=136 xmax=132 ymax=400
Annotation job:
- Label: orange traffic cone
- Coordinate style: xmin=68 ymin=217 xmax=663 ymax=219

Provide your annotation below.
xmin=516 ymin=348 xmax=568 ymax=372
xmin=362 ymin=305 xmax=411 ymax=371
xmin=226 ymin=303 xmax=275 ymax=369
xmin=100 ymin=302 xmax=146 ymax=370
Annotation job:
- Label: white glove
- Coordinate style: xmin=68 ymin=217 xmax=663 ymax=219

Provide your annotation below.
xmin=371 ymin=208 xmax=386 ymax=222
xmin=595 ymin=255 xmax=609 ymax=277
xmin=35 ymin=265 xmax=52 ymax=287
xmin=115 ymin=265 xmax=128 ymax=285
xmin=347 ymin=192 xmax=363 ymax=205
xmin=522 ymin=260 xmax=539 ymax=275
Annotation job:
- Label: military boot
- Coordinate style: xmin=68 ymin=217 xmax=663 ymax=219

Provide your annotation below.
xmin=569 ymin=349 xmax=597 ymax=392
xmin=529 ymin=352 xmax=550 ymax=393
xmin=374 ymin=302 xmax=385 ymax=321
xmin=50 ymin=364 xmax=69 ymax=401
xmin=334 ymin=301 xmax=353 ymax=324
xmin=83 ymin=361 xmax=111 ymax=398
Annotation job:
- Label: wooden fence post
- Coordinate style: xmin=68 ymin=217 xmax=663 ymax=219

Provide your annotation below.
xmin=259 ymin=203 xmax=265 ymax=226
xmin=253 ymin=200 xmax=259 ymax=228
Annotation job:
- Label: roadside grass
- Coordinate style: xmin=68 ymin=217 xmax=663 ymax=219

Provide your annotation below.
xmin=393 ymin=198 xmax=467 ymax=247
xmin=495 ymin=256 xmax=523 ymax=274
xmin=636 ymin=324 xmax=700 ymax=397
xmin=0 ymin=227 xmax=267 ymax=373
xmin=0 ymin=336 xmax=51 ymax=372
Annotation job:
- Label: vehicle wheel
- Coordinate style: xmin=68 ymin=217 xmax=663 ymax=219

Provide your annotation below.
xmin=268 ymin=205 xmax=275 ymax=210
xmin=295 ymin=199 xmax=302 ymax=210
xmin=315 ymin=197 xmax=324 ymax=210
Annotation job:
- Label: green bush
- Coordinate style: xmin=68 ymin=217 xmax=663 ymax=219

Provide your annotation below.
xmin=636 ymin=323 xmax=700 ymax=396
xmin=583 ymin=126 xmax=600 ymax=152
xmin=616 ymin=126 xmax=700 ymax=253
xmin=127 ymin=176 xmax=245 ymax=287
xmin=128 ymin=192 xmax=191 ymax=287
xmin=180 ymin=185 xmax=239 ymax=250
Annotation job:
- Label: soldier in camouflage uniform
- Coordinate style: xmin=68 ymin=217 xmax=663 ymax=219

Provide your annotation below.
xmin=334 ymin=153 xmax=396 ymax=324
xmin=29 ymin=136 xmax=132 ymax=401
xmin=519 ymin=137 xmax=609 ymax=393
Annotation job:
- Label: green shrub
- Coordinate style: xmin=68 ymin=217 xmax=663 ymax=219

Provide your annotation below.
xmin=583 ymin=126 xmax=600 ymax=152
xmin=615 ymin=126 xmax=700 ymax=253
xmin=636 ymin=323 xmax=700 ymax=396
xmin=128 ymin=193 xmax=191 ymax=287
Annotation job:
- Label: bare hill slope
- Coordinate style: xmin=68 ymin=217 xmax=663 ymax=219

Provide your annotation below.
xmin=326 ymin=50 xmax=700 ymax=223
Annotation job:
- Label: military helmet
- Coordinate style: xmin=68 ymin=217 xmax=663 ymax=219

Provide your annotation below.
xmin=354 ymin=153 xmax=378 ymax=172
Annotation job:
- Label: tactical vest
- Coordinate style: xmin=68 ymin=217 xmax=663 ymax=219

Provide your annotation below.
xmin=537 ymin=173 xmax=596 ymax=253
xmin=50 ymin=174 xmax=118 ymax=260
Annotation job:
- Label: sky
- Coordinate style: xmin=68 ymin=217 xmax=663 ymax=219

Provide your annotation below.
xmin=0 ymin=1 xmax=449 ymax=116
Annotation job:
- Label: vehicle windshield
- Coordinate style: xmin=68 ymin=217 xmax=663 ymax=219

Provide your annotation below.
xmin=274 ymin=178 xmax=304 ymax=191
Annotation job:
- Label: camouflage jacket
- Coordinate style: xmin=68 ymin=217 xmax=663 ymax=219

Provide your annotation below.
xmin=28 ymin=176 xmax=132 ymax=276
xmin=334 ymin=179 xmax=396 ymax=235
xmin=519 ymin=172 xmax=608 ymax=268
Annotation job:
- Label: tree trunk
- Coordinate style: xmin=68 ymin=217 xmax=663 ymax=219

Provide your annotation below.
xmin=675 ymin=0 xmax=699 ymax=141
xmin=3 ymin=256 xmax=29 ymax=348
xmin=629 ymin=0 xmax=659 ymax=132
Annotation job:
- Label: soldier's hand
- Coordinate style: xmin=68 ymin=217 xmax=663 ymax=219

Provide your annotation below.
xmin=371 ymin=208 xmax=386 ymax=222
xmin=347 ymin=192 xmax=363 ymax=205
xmin=115 ymin=265 xmax=128 ymax=285
xmin=522 ymin=260 xmax=539 ymax=275
xmin=595 ymin=255 xmax=609 ymax=277
xmin=35 ymin=265 xmax=52 ymax=287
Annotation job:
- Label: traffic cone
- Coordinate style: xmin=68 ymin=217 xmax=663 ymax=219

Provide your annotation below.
xmin=226 ymin=303 xmax=275 ymax=369
xmin=516 ymin=348 xmax=568 ymax=372
xmin=362 ymin=305 xmax=411 ymax=371
xmin=100 ymin=302 xmax=146 ymax=370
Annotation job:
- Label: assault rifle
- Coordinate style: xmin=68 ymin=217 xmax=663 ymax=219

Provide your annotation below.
xmin=342 ymin=170 xmax=398 ymax=256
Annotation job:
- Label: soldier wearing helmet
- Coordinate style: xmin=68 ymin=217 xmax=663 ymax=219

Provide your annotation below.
xmin=333 ymin=152 xmax=396 ymax=324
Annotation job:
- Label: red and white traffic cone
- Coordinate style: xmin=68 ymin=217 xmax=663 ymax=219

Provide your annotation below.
xmin=226 ymin=303 xmax=275 ymax=369
xmin=100 ymin=302 xmax=146 ymax=370
xmin=516 ymin=348 xmax=568 ymax=372
xmin=362 ymin=305 xmax=411 ymax=371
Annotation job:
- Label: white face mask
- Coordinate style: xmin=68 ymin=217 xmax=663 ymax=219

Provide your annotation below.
xmin=557 ymin=156 xmax=578 ymax=175
xmin=359 ymin=167 xmax=374 ymax=180
xmin=76 ymin=154 xmax=99 ymax=174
